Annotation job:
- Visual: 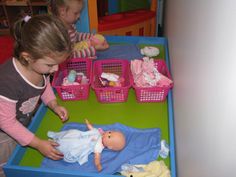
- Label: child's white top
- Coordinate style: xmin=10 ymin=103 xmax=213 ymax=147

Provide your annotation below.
xmin=48 ymin=128 xmax=104 ymax=165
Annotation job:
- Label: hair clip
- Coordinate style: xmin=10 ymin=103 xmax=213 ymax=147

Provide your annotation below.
xmin=23 ymin=15 xmax=31 ymax=22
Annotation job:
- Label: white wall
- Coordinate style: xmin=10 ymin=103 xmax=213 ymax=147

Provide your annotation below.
xmin=164 ymin=1 xmax=236 ymax=177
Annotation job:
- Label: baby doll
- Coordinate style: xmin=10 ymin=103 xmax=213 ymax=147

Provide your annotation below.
xmin=47 ymin=119 xmax=126 ymax=171
xmin=73 ymin=34 xmax=108 ymax=57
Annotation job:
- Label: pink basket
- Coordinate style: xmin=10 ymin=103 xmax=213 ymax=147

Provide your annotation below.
xmin=132 ymin=59 xmax=173 ymax=103
xmin=92 ymin=59 xmax=131 ymax=103
xmin=52 ymin=58 xmax=92 ymax=101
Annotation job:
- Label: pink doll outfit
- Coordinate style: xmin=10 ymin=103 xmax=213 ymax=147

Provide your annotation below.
xmin=47 ymin=128 xmax=104 ymax=165
xmin=131 ymin=57 xmax=173 ymax=87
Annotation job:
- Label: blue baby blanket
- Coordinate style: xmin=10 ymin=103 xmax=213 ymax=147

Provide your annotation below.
xmin=96 ymin=44 xmax=143 ymax=61
xmin=41 ymin=122 xmax=161 ymax=174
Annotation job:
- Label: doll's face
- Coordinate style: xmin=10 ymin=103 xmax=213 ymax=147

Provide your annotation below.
xmin=102 ymin=131 xmax=126 ymax=151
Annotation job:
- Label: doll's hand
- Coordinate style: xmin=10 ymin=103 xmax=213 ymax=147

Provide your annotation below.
xmin=96 ymin=164 xmax=102 ymax=171
xmin=53 ymin=105 xmax=68 ymax=122
xmin=94 ymin=152 xmax=102 ymax=171
xmin=85 ymin=119 xmax=94 ymax=130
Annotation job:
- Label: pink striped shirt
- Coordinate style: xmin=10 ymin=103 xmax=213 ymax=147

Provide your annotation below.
xmin=69 ymin=25 xmax=96 ymax=58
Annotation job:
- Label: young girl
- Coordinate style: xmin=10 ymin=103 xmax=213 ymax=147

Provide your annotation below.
xmin=50 ymin=0 xmax=109 ymax=59
xmin=0 ymin=14 xmax=71 ymax=176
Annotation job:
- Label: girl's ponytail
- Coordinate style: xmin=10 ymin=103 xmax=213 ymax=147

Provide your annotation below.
xmin=12 ymin=15 xmax=30 ymax=64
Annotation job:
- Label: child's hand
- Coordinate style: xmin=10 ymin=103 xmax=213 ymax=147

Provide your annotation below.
xmin=48 ymin=100 xmax=69 ymax=122
xmin=39 ymin=139 xmax=64 ymax=160
xmin=53 ymin=105 xmax=68 ymax=122
xmin=29 ymin=137 xmax=63 ymax=160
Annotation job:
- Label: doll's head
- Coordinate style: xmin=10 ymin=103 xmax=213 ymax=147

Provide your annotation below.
xmin=73 ymin=34 xmax=107 ymax=51
xmin=90 ymin=34 xmax=105 ymax=45
xmin=102 ymin=130 xmax=126 ymax=151
xmin=90 ymin=34 xmax=109 ymax=50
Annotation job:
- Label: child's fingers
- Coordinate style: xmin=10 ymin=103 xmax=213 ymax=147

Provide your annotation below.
xmin=49 ymin=149 xmax=64 ymax=160
xmin=48 ymin=139 xmax=59 ymax=146
xmin=61 ymin=117 xmax=68 ymax=122
xmin=52 ymin=148 xmax=64 ymax=157
xmin=58 ymin=109 xmax=68 ymax=122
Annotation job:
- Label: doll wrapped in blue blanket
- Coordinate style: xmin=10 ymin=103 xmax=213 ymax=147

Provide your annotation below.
xmin=47 ymin=119 xmax=126 ymax=171
xmin=42 ymin=122 xmax=161 ymax=174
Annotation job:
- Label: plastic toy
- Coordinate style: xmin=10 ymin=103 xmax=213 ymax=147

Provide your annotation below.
xmin=62 ymin=70 xmax=89 ymax=86
xmin=121 ymin=160 xmax=170 ymax=177
xmin=73 ymin=34 xmax=106 ymax=52
xmin=67 ymin=70 xmax=77 ymax=83
xmin=47 ymin=119 xmax=126 ymax=171
xmin=90 ymin=34 xmax=106 ymax=46
xmin=140 ymin=46 xmax=160 ymax=57
xmin=86 ymin=0 xmax=157 ymax=36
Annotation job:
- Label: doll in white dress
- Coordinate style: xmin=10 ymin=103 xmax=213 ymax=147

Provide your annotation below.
xmin=48 ymin=119 xmax=126 ymax=171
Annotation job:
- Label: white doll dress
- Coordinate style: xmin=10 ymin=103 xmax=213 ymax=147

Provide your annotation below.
xmin=48 ymin=128 xmax=104 ymax=165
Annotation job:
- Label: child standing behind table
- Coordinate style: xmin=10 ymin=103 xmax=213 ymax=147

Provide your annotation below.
xmin=0 ymin=14 xmax=71 ymax=177
xmin=50 ymin=0 xmax=109 ymax=59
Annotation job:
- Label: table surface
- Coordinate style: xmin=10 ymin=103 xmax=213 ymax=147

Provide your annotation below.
xmin=19 ymin=41 xmax=170 ymax=168
xmin=20 ymin=85 xmax=170 ymax=168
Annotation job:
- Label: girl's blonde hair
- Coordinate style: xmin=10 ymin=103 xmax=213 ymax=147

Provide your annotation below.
xmin=50 ymin=0 xmax=83 ymax=16
xmin=13 ymin=14 xmax=71 ymax=65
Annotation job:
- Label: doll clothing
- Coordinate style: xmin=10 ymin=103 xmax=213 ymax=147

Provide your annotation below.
xmin=131 ymin=57 xmax=173 ymax=87
xmin=48 ymin=128 xmax=104 ymax=165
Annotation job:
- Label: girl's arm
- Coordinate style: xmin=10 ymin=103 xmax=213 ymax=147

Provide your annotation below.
xmin=0 ymin=97 xmax=64 ymax=160
xmin=0 ymin=97 xmax=34 ymax=145
xmin=28 ymin=136 xmax=64 ymax=160
xmin=69 ymin=25 xmax=96 ymax=58
xmin=72 ymin=46 xmax=96 ymax=59
xmin=77 ymin=32 xmax=94 ymax=41
xmin=41 ymin=78 xmax=68 ymax=122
